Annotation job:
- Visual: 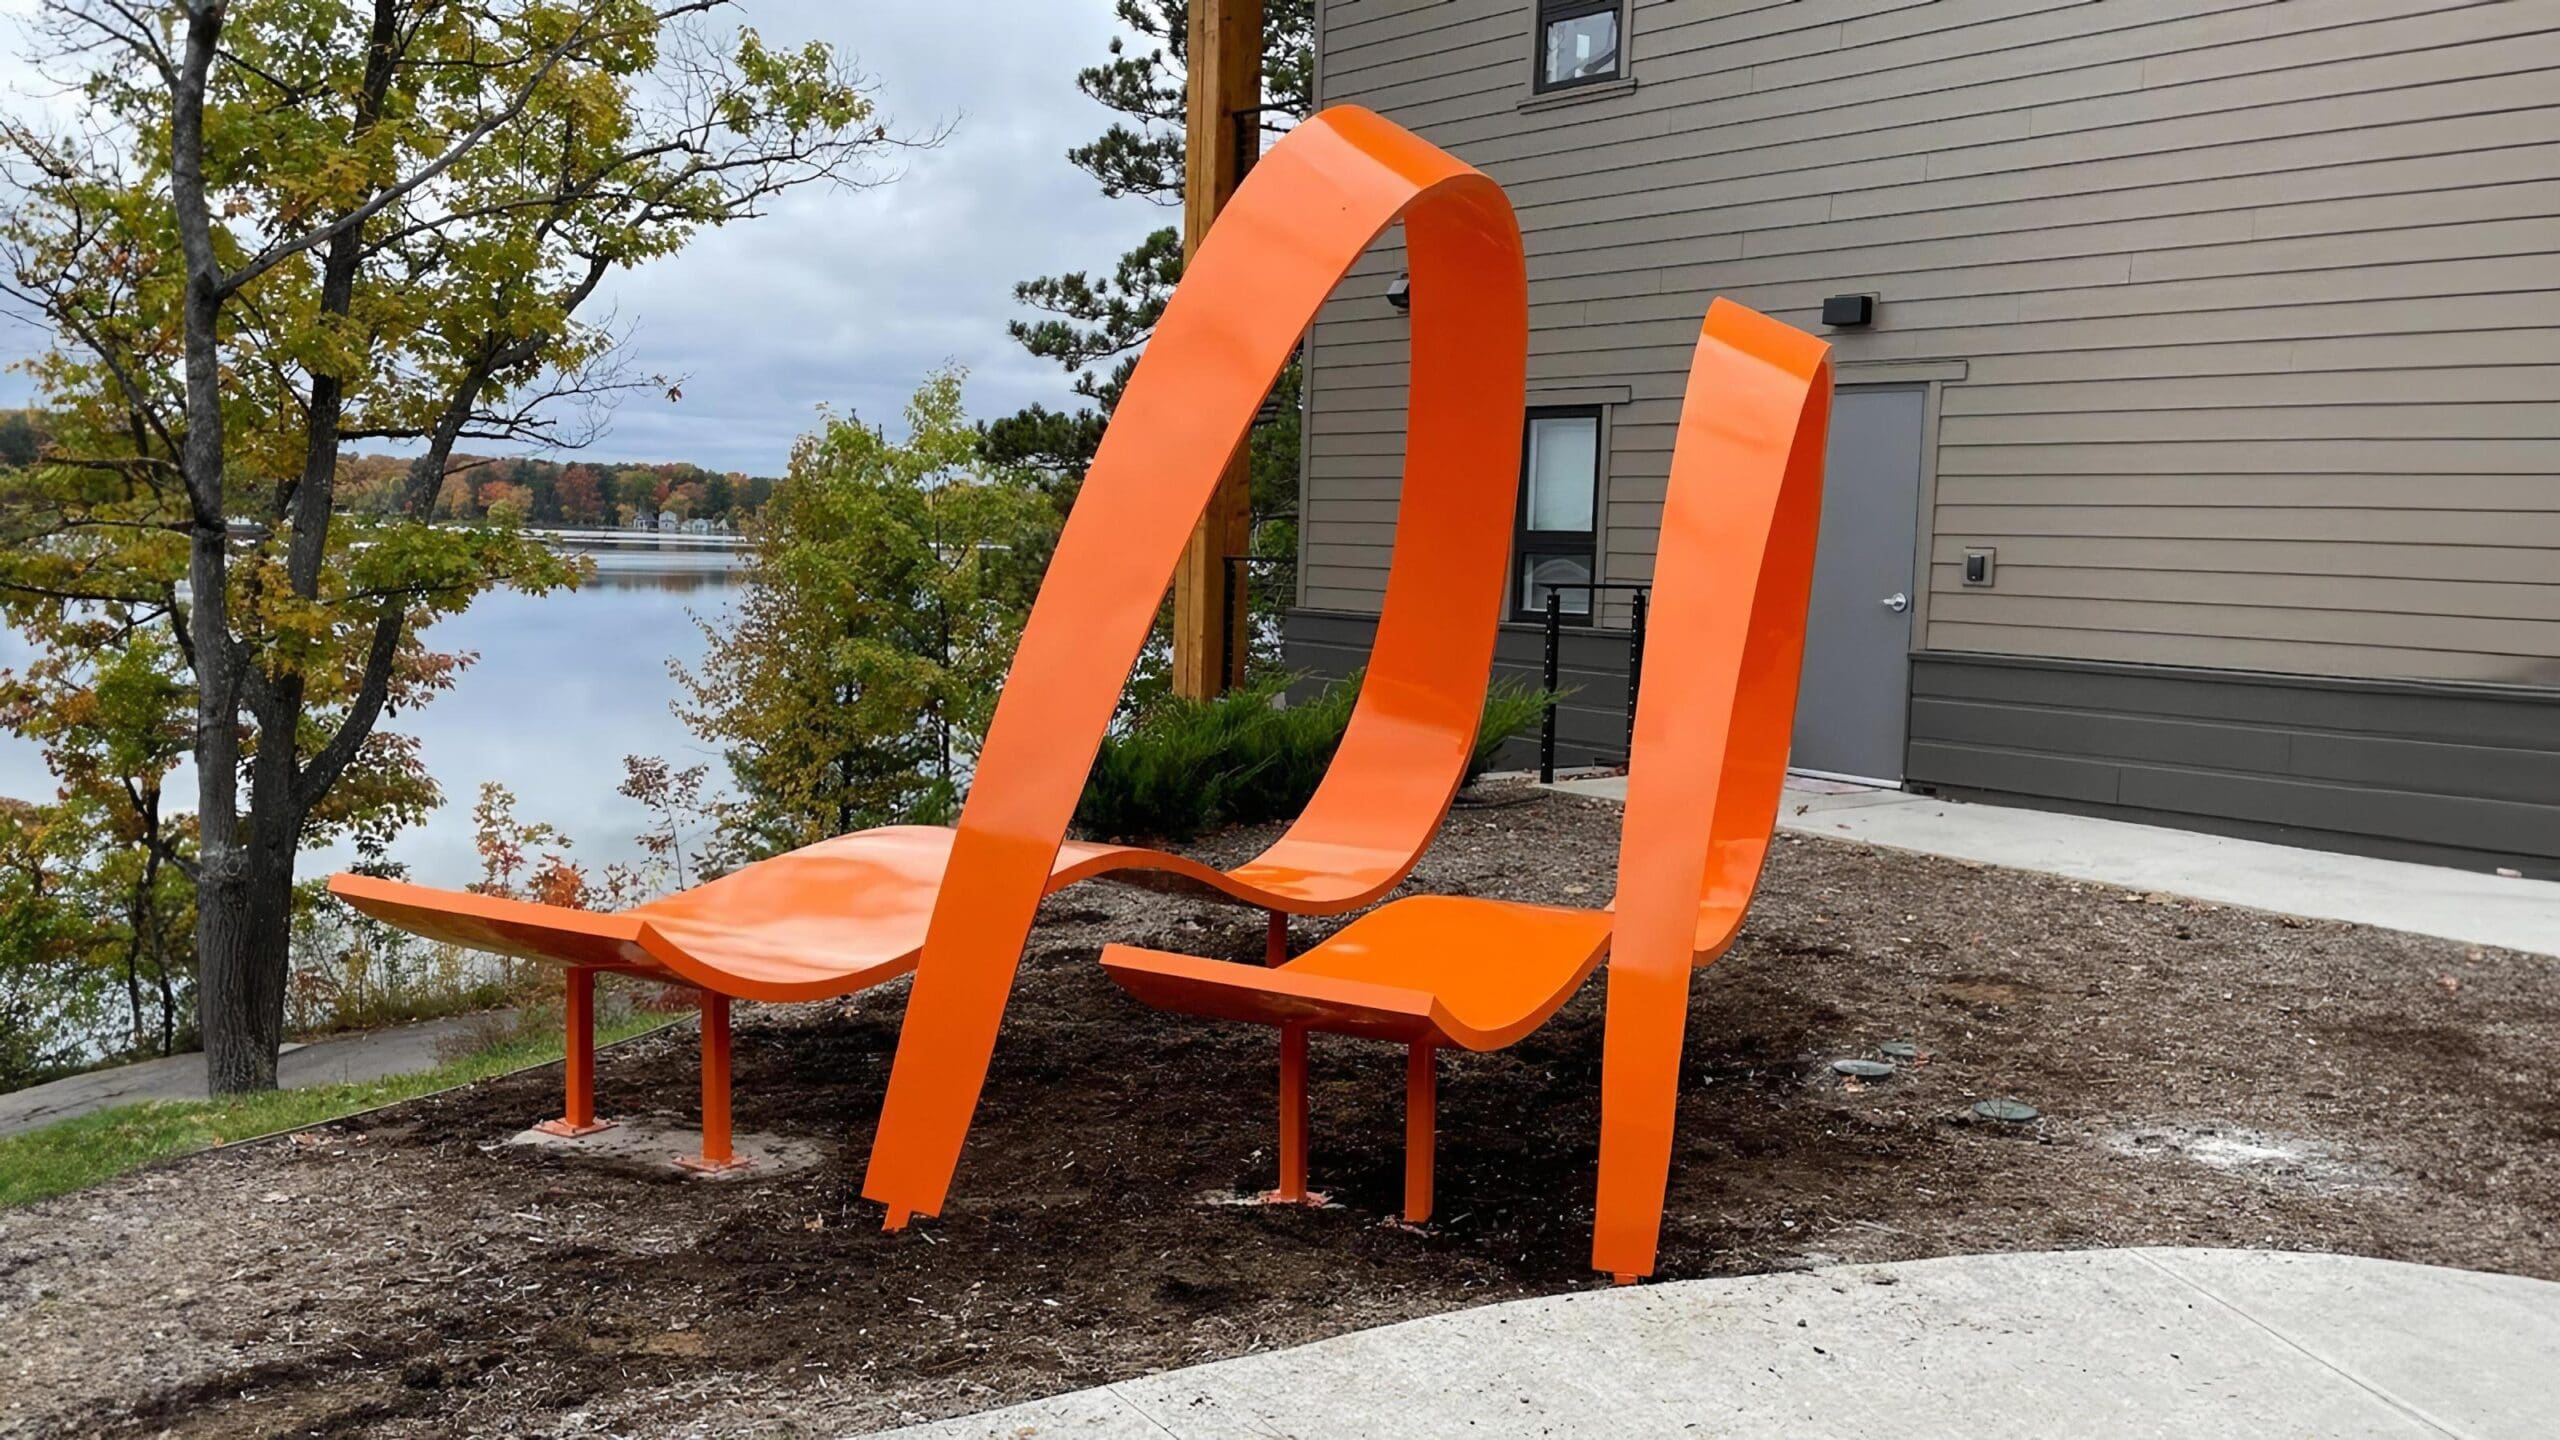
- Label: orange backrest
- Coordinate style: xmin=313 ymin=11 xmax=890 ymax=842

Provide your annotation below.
xmin=864 ymin=107 xmax=1530 ymax=1222
xmin=1593 ymin=299 xmax=1834 ymax=1279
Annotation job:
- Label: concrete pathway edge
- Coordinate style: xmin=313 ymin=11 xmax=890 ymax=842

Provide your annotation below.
xmin=1549 ymin=776 xmax=2560 ymax=959
xmin=0 ymin=1012 xmax=538 ymax=1139
xmin=871 ymin=1249 xmax=2560 ymax=1440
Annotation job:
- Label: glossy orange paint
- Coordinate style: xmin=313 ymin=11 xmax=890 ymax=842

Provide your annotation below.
xmin=1101 ymin=896 xmax=1613 ymax=1218
xmin=1097 ymin=300 xmax=1832 ymax=1279
xmin=1592 ymin=300 xmax=1831 ymax=1282
xmin=1404 ymin=1043 xmax=1436 ymax=1224
xmin=675 ymin=991 xmax=748 ymax=1174
xmin=531 ymin=967 xmax=614 ymax=1138
xmin=1103 ymin=897 xmax=1615 ymax=1050
xmin=329 ymin=819 xmax=1511 ymax=1009
xmin=861 ymin=107 xmax=1528 ymax=1222
xmin=323 ymin=106 xmax=1525 ymax=1189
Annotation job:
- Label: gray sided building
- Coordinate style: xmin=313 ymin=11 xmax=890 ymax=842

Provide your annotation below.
xmin=1285 ymin=0 xmax=2560 ymax=878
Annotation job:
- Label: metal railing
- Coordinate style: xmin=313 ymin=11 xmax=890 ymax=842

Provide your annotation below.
xmin=1536 ymin=582 xmax=1651 ymax=784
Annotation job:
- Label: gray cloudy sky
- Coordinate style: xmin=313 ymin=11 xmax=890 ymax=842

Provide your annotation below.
xmin=0 ymin=1 xmax=1162 ymax=475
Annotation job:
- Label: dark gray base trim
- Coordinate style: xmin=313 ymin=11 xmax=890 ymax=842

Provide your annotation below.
xmin=1287 ymin=610 xmax=2560 ymax=879
xmin=1909 ymin=652 xmax=2560 ymax=880
xmin=1284 ymin=607 xmax=1641 ymax=771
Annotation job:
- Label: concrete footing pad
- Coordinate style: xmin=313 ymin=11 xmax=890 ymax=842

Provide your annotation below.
xmin=501 ymin=1117 xmax=828 ymax=1180
xmin=871 ymin=1248 xmax=2560 ymax=1439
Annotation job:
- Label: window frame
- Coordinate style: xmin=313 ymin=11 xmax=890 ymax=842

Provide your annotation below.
xmin=1512 ymin=404 xmax=1606 ymax=625
xmin=1531 ymin=0 xmax=1626 ymax=95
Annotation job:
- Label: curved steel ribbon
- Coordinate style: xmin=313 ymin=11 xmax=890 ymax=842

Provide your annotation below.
xmin=1591 ymin=300 xmax=1834 ymax=1281
xmin=863 ymin=108 xmax=1529 ymax=1221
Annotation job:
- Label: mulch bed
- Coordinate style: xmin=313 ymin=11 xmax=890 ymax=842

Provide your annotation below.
xmin=3 ymin=790 xmax=2553 ymax=1437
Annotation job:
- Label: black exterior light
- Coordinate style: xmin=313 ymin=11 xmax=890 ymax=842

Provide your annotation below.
xmin=1387 ymin=271 xmax=1411 ymax=312
xmin=1821 ymin=293 xmax=1876 ymax=328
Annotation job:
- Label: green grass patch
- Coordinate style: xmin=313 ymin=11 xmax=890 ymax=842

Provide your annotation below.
xmin=0 ymin=1007 xmax=685 ymax=1210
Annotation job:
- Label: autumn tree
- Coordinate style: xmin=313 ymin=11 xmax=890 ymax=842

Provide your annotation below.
xmin=675 ymin=369 xmax=1054 ymax=857
xmin=557 ymin=463 xmax=605 ymax=524
xmin=0 ymin=624 xmax=202 ymax=1058
xmin=0 ymin=0 xmax=916 ymax=1092
xmin=0 ymin=799 xmax=103 ymax=1087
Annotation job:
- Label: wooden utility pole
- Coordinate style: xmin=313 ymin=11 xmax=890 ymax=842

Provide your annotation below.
xmin=1171 ymin=0 xmax=1263 ymax=697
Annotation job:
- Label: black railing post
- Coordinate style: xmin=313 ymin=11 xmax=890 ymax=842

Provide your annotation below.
xmin=1625 ymin=587 xmax=1648 ymax=757
xmin=1539 ymin=589 xmax=1561 ymax=784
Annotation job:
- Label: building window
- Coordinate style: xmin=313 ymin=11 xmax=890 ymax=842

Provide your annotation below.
xmin=1534 ymin=1 xmax=1623 ymax=93
xmin=1514 ymin=407 xmax=1602 ymax=622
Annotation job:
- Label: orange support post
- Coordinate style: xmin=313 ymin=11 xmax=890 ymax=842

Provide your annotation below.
xmin=676 ymin=991 xmax=747 ymax=1174
xmin=1271 ymin=1023 xmax=1310 ymax=1203
xmin=1404 ymin=1043 xmax=1435 ymax=1225
xmin=1265 ymin=910 xmax=1288 ymax=966
xmin=534 ymin=968 xmax=612 ymax=1138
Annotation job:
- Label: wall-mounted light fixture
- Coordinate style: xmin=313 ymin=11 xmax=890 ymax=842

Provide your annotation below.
xmin=1387 ymin=272 xmax=1411 ymax=312
xmin=1821 ymin=293 xmax=1876 ymax=328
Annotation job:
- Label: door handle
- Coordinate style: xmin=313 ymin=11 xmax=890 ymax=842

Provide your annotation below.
xmin=1880 ymin=592 xmax=1910 ymax=613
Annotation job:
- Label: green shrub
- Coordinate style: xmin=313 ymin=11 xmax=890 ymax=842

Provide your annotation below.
xmin=1077 ymin=677 xmax=1301 ymax=841
xmin=1075 ymin=672 xmax=1563 ymax=842
xmin=1470 ymin=676 xmax=1558 ymax=779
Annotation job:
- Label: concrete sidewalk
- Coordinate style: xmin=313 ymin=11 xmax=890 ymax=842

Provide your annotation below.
xmin=1548 ymin=775 xmax=2560 ymax=958
xmin=876 ymin=1249 xmax=2560 ymax=1439
xmin=0 ymin=1010 xmax=509 ymax=1138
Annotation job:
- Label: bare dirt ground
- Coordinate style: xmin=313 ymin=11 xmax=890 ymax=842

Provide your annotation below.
xmin=3 ymin=790 xmax=2553 ymax=1438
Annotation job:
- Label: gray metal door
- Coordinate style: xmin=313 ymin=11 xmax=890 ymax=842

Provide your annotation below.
xmin=1790 ymin=385 xmax=1926 ymax=782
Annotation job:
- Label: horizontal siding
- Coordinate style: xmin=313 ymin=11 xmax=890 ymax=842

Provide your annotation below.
xmin=1302 ymin=0 xmax=2560 ymax=686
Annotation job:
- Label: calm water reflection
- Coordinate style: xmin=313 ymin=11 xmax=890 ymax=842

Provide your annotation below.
xmin=0 ymin=538 xmax=741 ymax=890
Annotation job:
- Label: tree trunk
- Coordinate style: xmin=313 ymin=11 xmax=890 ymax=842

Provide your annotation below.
xmin=121 ymin=930 xmax=143 ymax=1054
xmin=154 ymin=940 xmax=179 ymax=1057
xmin=169 ymin=3 xmax=261 ymax=1093
xmin=142 ymin=847 xmax=179 ymax=1056
xmin=195 ymin=845 xmax=295 ymax=1092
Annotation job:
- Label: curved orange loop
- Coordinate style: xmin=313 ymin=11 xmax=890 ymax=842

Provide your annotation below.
xmin=1591 ymin=299 xmax=1833 ymax=1281
xmin=862 ymin=108 xmax=1528 ymax=1221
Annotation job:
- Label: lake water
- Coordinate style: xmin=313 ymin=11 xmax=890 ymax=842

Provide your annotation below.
xmin=0 ymin=538 xmax=742 ymax=890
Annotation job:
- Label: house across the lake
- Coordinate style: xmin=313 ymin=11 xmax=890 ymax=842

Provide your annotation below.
xmin=1284 ymin=0 xmax=2560 ymax=878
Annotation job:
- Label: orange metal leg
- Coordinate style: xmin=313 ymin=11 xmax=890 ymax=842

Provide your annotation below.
xmin=1593 ymin=957 xmax=1690 ymax=1281
xmin=1265 ymin=910 xmax=1287 ymax=966
xmin=534 ymin=969 xmax=613 ymax=1138
xmin=676 ymin=991 xmax=749 ymax=1174
xmin=1404 ymin=1043 xmax=1435 ymax=1225
xmin=1269 ymin=1023 xmax=1310 ymax=1203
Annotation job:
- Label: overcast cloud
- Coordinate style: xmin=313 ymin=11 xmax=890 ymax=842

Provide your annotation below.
xmin=0 ymin=0 xmax=1164 ymax=474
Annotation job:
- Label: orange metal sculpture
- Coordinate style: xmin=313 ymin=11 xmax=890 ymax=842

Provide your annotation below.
xmin=863 ymin=108 xmax=1528 ymax=1225
xmin=1102 ymin=300 xmax=1834 ymax=1280
xmin=324 ymin=107 xmax=1529 ymax=1180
